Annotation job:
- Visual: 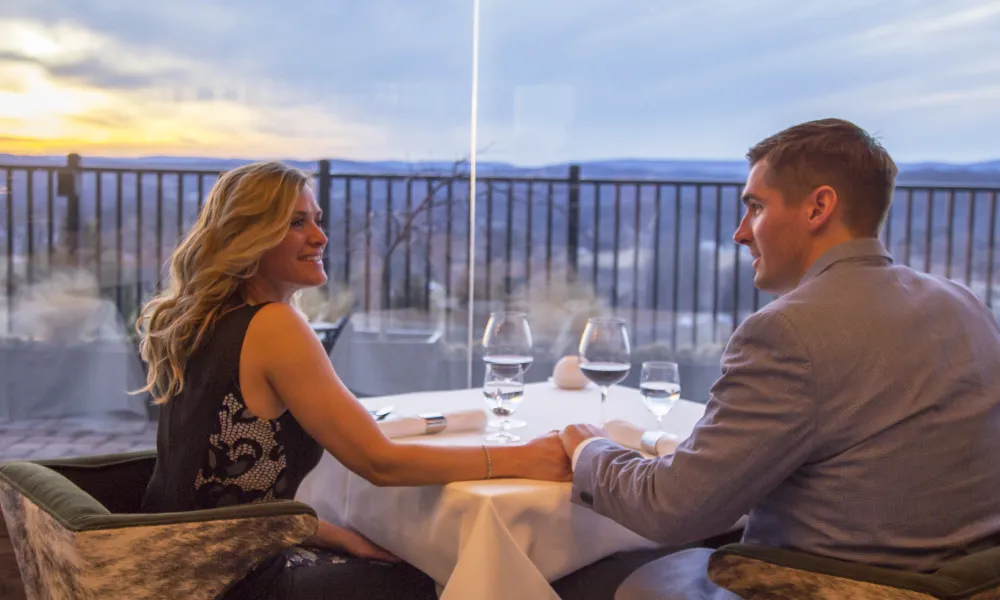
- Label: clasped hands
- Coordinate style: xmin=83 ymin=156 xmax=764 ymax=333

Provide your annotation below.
xmin=524 ymin=423 xmax=609 ymax=482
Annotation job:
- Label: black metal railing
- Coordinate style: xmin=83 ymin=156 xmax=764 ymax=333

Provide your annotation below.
xmin=2 ymin=155 xmax=999 ymax=352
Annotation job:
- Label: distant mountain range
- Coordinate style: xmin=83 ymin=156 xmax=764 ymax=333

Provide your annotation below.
xmin=2 ymin=154 xmax=999 ymax=185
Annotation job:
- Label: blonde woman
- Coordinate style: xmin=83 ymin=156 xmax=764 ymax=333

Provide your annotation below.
xmin=137 ymin=162 xmax=571 ymax=599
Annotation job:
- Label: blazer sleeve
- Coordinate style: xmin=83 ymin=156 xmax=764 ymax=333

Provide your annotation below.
xmin=571 ymin=308 xmax=818 ymax=546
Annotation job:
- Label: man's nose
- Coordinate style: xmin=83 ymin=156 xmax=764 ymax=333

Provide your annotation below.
xmin=733 ymin=214 xmax=751 ymax=246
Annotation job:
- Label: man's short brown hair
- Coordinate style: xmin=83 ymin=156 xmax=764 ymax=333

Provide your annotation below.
xmin=747 ymin=118 xmax=899 ymax=237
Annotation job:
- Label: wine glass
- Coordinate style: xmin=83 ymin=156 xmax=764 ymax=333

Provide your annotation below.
xmin=482 ymin=363 xmax=525 ymax=443
xmin=578 ymin=317 xmax=631 ymax=424
xmin=482 ymin=311 xmax=532 ymax=429
xmin=482 ymin=311 xmax=533 ymax=376
xmin=640 ymin=361 xmax=681 ymax=435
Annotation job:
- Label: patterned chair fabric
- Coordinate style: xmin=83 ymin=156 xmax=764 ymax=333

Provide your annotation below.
xmin=0 ymin=451 xmax=318 ymax=600
xmin=1 ymin=508 xmax=25 ymax=600
xmin=708 ymin=544 xmax=1000 ymax=600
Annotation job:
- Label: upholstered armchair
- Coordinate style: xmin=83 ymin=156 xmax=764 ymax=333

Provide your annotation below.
xmin=0 ymin=450 xmax=318 ymax=600
xmin=708 ymin=543 xmax=1000 ymax=599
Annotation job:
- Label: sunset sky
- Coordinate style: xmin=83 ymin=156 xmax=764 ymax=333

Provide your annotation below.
xmin=1 ymin=0 xmax=999 ymax=164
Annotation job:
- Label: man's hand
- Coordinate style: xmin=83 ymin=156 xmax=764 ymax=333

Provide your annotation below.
xmin=559 ymin=423 xmax=608 ymax=459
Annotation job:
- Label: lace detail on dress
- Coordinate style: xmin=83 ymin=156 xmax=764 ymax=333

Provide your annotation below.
xmin=193 ymin=392 xmax=290 ymax=507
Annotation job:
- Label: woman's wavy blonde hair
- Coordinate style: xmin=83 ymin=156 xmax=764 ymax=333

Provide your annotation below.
xmin=136 ymin=161 xmax=309 ymax=404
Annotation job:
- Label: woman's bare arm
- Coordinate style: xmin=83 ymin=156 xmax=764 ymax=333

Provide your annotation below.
xmin=240 ymin=303 xmax=569 ymax=486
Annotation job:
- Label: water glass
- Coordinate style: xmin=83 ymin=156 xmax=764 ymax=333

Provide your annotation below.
xmin=483 ymin=363 xmax=525 ymax=443
xmin=640 ymin=361 xmax=681 ymax=433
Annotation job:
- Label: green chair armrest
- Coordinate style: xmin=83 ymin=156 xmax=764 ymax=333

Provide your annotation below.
xmin=29 ymin=449 xmax=157 ymax=469
xmin=0 ymin=455 xmax=320 ymax=600
xmin=0 ymin=461 xmax=316 ymax=532
xmin=933 ymin=547 xmax=1000 ymax=599
xmin=713 ymin=543 xmax=1000 ymax=598
xmin=709 ymin=544 xmax=951 ymax=599
xmin=0 ymin=462 xmax=110 ymax=530
xmin=74 ymin=500 xmax=317 ymax=531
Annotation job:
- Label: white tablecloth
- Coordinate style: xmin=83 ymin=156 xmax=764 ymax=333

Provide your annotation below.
xmin=295 ymin=381 xmax=708 ymax=600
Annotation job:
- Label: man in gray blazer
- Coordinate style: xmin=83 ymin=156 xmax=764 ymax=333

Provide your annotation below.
xmin=559 ymin=118 xmax=1000 ymax=599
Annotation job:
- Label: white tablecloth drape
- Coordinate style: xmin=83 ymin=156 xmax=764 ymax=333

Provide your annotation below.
xmin=295 ymin=381 xmax=709 ymax=600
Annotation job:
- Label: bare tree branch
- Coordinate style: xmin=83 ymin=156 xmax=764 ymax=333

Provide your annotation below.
xmin=341 ymin=146 xmax=561 ymax=310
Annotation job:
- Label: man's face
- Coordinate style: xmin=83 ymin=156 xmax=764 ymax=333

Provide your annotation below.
xmin=733 ymin=161 xmax=812 ymax=294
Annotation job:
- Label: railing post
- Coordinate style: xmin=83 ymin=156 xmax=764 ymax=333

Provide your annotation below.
xmin=57 ymin=153 xmax=82 ymax=264
xmin=567 ymin=164 xmax=581 ymax=280
xmin=317 ymin=159 xmax=332 ymax=281
xmin=4 ymin=166 xmax=12 ymax=334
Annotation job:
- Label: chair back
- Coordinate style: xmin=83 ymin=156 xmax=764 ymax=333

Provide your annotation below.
xmin=0 ymin=451 xmax=317 ymax=600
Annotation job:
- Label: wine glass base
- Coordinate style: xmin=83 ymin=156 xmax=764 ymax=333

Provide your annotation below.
xmin=487 ymin=418 xmax=526 ymax=430
xmin=485 ymin=431 xmax=521 ymax=443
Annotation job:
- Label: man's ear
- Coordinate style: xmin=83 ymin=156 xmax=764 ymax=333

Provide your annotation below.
xmin=806 ymin=185 xmax=838 ymax=231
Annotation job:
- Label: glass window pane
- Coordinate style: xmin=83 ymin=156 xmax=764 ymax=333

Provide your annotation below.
xmin=0 ymin=1 xmax=477 ymax=459
xmin=476 ymin=1 xmax=1000 ymax=404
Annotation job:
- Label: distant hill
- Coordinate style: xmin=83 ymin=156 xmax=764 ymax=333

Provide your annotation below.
xmin=2 ymin=154 xmax=998 ymax=185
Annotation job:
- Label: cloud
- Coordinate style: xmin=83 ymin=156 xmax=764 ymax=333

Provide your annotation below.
xmin=0 ymin=50 xmax=39 ymax=65
xmin=0 ymin=0 xmax=473 ymax=85
xmin=0 ymin=18 xmax=214 ymax=90
xmin=10 ymin=53 xmax=179 ymax=90
xmin=852 ymin=0 xmax=1000 ymax=44
xmin=67 ymin=109 xmax=139 ymax=129
xmin=0 ymin=0 xmax=998 ymax=162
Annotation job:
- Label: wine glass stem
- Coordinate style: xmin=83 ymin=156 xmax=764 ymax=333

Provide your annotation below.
xmin=600 ymin=386 xmax=609 ymax=424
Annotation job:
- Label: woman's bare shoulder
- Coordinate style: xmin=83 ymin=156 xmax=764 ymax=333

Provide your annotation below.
xmin=245 ymin=302 xmax=320 ymax=350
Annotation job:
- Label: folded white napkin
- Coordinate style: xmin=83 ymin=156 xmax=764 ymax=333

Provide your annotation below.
xmin=604 ymin=420 xmax=680 ymax=456
xmin=379 ymin=409 xmax=489 ymax=439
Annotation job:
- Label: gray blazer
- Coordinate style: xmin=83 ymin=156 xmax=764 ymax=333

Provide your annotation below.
xmin=573 ymin=238 xmax=1000 ymax=572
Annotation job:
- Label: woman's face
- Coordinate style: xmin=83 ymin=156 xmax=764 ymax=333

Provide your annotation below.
xmin=252 ymin=186 xmax=328 ymax=301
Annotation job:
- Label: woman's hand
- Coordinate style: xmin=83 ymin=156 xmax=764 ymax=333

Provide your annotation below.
xmin=306 ymin=519 xmax=401 ymax=562
xmin=333 ymin=528 xmax=400 ymax=562
xmin=514 ymin=431 xmax=573 ymax=482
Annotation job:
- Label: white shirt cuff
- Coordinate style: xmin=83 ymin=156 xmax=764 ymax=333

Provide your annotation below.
xmin=571 ymin=437 xmax=607 ymax=471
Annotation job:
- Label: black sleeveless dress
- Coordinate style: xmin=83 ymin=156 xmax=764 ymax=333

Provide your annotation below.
xmin=142 ymin=303 xmax=323 ymax=513
xmin=140 ymin=303 xmax=436 ymax=600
